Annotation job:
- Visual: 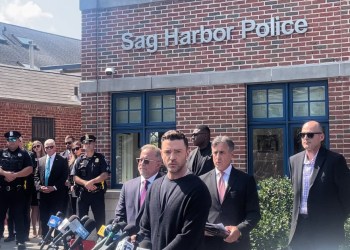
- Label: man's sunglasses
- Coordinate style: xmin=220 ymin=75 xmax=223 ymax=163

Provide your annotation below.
xmin=136 ymin=158 xmax=157 ymax=165
xmin=6 ymin=138 xmax=17 ymax=142
xmin=45 ymin=145 xmax=55 ymax=150
xmin=299 ymin=132 xmax=322 ymax=139
xmin=32 ymin=145 xmax=41 ymax=149
xmin=65 ymin=141 xmax=72 ymax=145
xmin=72 ymin=147 xmax=81 ymax=152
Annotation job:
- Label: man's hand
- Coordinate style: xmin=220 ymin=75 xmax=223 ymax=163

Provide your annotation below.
xmin=4 ymin=171 xmax=16 ymax=182
xmin=84 ymin=180 xmax=97 ymax=191
xmin=224 ymin=225 xmax=241 ymax=243
xmin=40 ymin=186 xmax=55 ymax=193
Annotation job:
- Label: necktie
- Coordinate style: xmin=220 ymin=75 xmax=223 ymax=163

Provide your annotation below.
xmin=217 ymin=171 xmax=226 ymax=203
xmin=140 ymin=180 xmax=149 ymax=207
xmin=45 ymin=156 xmax=51 ymax=186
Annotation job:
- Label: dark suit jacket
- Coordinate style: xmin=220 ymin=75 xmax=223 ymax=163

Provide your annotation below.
xmin=36 ymin=154 xmax=69 ymax=200
xmin=200 ymin=166 xmax=261 ymax=250
xmin=289 ymin=146 xmax=350 ymax=247
xmin=115 ymin=173 xmax=163 ymax=226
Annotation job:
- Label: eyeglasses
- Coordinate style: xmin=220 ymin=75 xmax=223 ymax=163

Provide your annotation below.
xmin=6 ymin=138 xmax=17 ymax=142
xmin=65 ymin=141 xmax=72 ymax=145
xmin=72 ymin=147 xmax=81 ymax=152
xmin=299 ymin=132 xmax=322 ymax=139
xmin=192 ymin=133 xmax=206 ymax=137
xmin=32 ymin=145 xmax=41 ymax=149
xmin=136 ymin=158 xmax=157 ymax=165
xmin=45 ymin=145 xmax=55 ymax=150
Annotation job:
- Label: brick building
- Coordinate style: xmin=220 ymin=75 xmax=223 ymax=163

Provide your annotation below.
xmin=79 ymin=0 xmax=350 ymax=190
xmin=0 ymin=23 xmax=81 ymax=151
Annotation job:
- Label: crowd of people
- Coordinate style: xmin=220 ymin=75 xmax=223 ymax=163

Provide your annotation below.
xmin=0 ymin=120 xmax=349 ymax=250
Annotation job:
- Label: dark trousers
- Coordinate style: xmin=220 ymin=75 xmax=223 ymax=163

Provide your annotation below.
xmin=24 ymin=190 xmax=32 ymax=238
xmin=7 ymin=209 xmax=15 ymax=237
xmin=77 ymin=191 xmax=105 ymax=230
xmin=290 ymin=215 xmax=339 ymax=250
xmin=0 ymin=189 xmax=26 ymax=243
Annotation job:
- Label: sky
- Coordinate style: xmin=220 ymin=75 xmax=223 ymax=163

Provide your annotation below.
xmin=0 ymin=0 xmax=81 ymax=39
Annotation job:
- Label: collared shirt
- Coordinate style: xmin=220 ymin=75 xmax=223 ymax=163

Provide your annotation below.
xmin=140 ymin=173 xmax=158 ymax=195
xmin=300 ymin=151 xmax=318 ymax=215
xmin=215 ymin=164 xmax=232 ymax=189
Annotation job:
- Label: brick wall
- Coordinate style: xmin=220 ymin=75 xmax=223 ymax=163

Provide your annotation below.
xmin=0 ymin=99 xmax=81 ymax=152
xmin=177 ymin=84 xmax=247 ymax=171
xmin=328 ymin=77 xmax=350 ymax=160
xmin=81 ymin=0 xmax=350 ymax=80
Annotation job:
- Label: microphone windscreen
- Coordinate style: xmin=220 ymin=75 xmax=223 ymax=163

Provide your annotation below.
xmin=80 ymin=215 xmax=90 ymax=225
xmin=123 ymin=224 xmax=138 ymax=235
xmin=84 ymin=219 xmax=97 ymax=232
xmin=56 ymin=211 xmax=65 ymax=219
xmin=68 ymin=214 xmax=79 ymax=222
xmin=138 ymin=240 xmax=152 ymax=249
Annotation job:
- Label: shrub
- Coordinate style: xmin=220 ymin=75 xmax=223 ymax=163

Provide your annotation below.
xmin=251 ymin=177 xmax=293 ymax=250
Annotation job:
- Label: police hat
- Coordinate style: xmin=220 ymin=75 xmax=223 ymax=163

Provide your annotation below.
xmin=81 ymin=134 xmax=96 ymax=143
xmin=4 ymin=130 xmax=21 ymax=139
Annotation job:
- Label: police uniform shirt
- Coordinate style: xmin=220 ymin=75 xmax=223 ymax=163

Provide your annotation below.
xmin=70 ymin=152 xmax=110 ymax=181
xmin=0 ymin=147 xmax=32 ymax=186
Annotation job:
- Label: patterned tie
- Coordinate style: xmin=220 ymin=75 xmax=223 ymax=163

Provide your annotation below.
xmin=44 ymin=156 xmax=51 ymax=186
xmin=140 ymin=180 xmax=149 ymax=207
xmin=217 ymin=171 xmax=226 ymax=203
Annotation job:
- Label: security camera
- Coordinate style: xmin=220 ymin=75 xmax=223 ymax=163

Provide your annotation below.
xmin=105 ymin=67 xmax=115 ymax=75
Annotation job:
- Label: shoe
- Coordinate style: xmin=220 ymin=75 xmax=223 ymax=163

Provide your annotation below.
xmin=4 ymin=236 xmax=15 ymax=242
xmin=17 ymin=242 xmax=26 ymax=250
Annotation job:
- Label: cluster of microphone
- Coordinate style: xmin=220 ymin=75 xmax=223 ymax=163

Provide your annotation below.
xmin=38 ymin=212 xmax=151 ymax=250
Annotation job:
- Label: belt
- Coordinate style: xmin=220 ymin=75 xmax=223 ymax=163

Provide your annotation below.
xmin=84 ymin=186 xmax=102 ymax=193
xmin=0 ymin=185 xmax=23 ymax=191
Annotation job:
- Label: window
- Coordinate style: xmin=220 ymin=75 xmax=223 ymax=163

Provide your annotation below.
xmin=248 ymin=81 xmax=328 ymax=181
xmin=32 ymin=117 xmax=55 ymax=143
xmin=111 ymin=91 xmax=176 ymax=188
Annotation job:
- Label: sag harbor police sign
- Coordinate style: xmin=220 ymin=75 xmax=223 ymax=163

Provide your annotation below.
xmin=122 ymin=16 xmax=308 ymax=53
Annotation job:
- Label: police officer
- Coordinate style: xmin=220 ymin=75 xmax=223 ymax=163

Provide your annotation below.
xmin=0 ymin=131 xmax=33 ymax=250
xmin=71 ymin=134 xmax=110 ymax=230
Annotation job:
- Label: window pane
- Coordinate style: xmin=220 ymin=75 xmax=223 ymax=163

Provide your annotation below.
xmin=130 ymin=96 xmax=141 ymax=109
xmin=268 ymin=89 xmax=283 ymax=102
xmin=310 ymin=102 xmax=325 ymax=116
xmin=293 ymin=87 xmax=308 ymax=101
xmin=252 ymin=128 xmax=284 ymax=181
xmin=116 ymin=98 xmax=128 ymax=110
xmin=149 ymin=96 xmax=162 ymax=109
xmin=310 ymin=86 xmax=325 ymax=101
xmin=149 ymin=110 xmax=162 ymax=122
xmin=129 ymin=110 xmax=141 ymax=123
xmin=117 ymin=111 xmax=128 ymax=123
xmin=268 ymin=104 xmax=283 ymax=118
xmin=163 ymin=109 xmax=176 ymax=122
xmin=115 ymin=133 xmax=140 ymax=183
xmin=163 ymin=95 xmax=175 ymax=108
xmin=252 ymin=90 xmax=266 ymax=103
xmin=252 ymin=104 xmax=267 ymax=118
xmin=293 ymin=103 xmax=308 ymax=116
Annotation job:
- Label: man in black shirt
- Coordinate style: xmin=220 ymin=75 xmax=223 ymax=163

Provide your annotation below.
xmin=0 ymin=131 xmax=33 ymax=250
xmin=187 ymin=125 xmax=214 ymax=176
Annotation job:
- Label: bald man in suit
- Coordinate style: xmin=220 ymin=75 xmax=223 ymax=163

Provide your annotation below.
xmin=115 ymin=144 xmax=163 ymax=226
xmin=288 ymin=121 xmax=350 ymax=250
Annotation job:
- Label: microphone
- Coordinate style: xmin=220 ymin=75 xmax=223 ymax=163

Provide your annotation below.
xmin=91 ymin=221 xmax=127 ymax=250
xmin=50 ymin=215 xmax=83 ymax=248
xmin=136 ymin=239 xmax=152 ymax=250
xmin=49 ymin=215 xmax=79 ymax=246
xmin=105 ymin=222 xmax=130 ymax=245
xmin=113 ymin=225 xmax=139 ymax=250
xmin=39 ymin=211 xmax=64 ymax=249
xmin=68 ymin=219 xmax=96 ymax=250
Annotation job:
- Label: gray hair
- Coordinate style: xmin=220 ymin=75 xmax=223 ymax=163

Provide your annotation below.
xmin=44 ymin=139 xmax=56 ymax=146
xmin=212 ymin=136 xmax=235 ymax=151
xmin=140 ymin=144 xmax=162 ymax=160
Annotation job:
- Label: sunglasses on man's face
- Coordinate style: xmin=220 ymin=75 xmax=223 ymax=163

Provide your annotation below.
xmin=6 ymin=138 xmax=17 ymax=142
xmin=65 ymin=141 xmax=72 ymax=145
xmin=32 ymin=145 xmax=41 ymax=149
xmin=299 ymin=132 xmax=322 ymax=139
xmin=72 ymin=147 xmax=81 ymax=152
xmin=136 ymin=158 xmax=157 ymax=165
xmin=45 ymin=145 xmax=55 ymax=150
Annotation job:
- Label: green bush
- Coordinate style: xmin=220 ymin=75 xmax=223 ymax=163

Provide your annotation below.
xmin=251 ymin=177 xmax=293 ymax=250
xmin=251 ymin=177 xmax=350 ymax=250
